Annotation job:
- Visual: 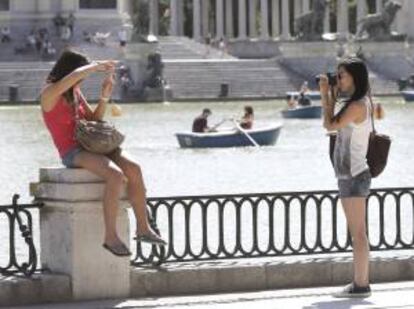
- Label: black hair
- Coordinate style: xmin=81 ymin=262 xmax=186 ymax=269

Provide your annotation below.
xmin=47 ymin=49 xmax=90 ymax=104
xmin=337 ymin=57 xmax=369 ymax=103
xmin=244 ymin=105 xmax=254 ymax=116
xmin=202 ymin=108 xmax=212 ymax=115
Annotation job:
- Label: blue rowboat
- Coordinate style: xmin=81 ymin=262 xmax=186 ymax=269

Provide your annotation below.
xmin=281 ymin=105 xmax=322 ymax=119
xmin=175 ymin=124 xmax=283 ymax=148
xmin=401 ymin=90 xmax=414 ymax=102
xmin=286 ymin=91 xmax=321 ymax=101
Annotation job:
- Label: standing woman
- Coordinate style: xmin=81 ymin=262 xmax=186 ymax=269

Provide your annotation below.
xmin=41 ymin=50 xmax=166 ymax=257
xmin=319 ymin=57 xmax=372 ymax=298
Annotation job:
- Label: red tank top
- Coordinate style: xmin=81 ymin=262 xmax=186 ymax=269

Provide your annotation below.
xmin=42 ymin=90 xmax=87 ymax=158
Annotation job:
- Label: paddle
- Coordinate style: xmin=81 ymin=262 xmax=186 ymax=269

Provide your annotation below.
xmin=209 ymin=118 xmax=228 ymax=131
xmin=231 ymin=118 xmax=259 ymax=147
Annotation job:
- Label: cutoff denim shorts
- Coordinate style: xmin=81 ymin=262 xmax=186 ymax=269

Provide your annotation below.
xmin=61 ymin=147 xmax=82 ymax=168
xmin=337 ymin=169 xmax=371 ymax=198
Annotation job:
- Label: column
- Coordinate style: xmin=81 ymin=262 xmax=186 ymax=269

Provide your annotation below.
xmin=294 ymin=0 xmax=301 ymax=19
xmin=149 ymin=0 xmax=159 ymax=35
xmin=303 ymin=0 xmax=310 ymax=13
xmin=216 ymin=0 xmax=224 ymax=38
xmin=202 ymin=0 xmax=210 ymax=37
xmin=281 ymin=0 xmax=290 ymax=40
xmin=376 ymin=0 xmax=383 ymax=12
xmin=238 ymin=0 xmax=247 ymax=39
xmin=178 ymin=0 xmax=185 ymax=36
xmin=193 ymin=0 xmax=202 ymax=41
xmin=226 ymin=0 xmax=234 ymax=38
xmin=249 ymin=0 xmax=257 ymax=37
xmin=33 ymin=168 xmax=130 ymax=300
xmin=260 ymin=0 xmax=269 ymax=39
xmin=271 ymin=0 xmax=280 ymax=38
xmin=324 ymin=2 xmax=330 ymax=33
xmin=170 ymin=0 xmax=179 ymax=35
xmin=337 ymin=0 xmax=349 ymax=38
xmin=357 ymin=0 xmax=367 ymax=22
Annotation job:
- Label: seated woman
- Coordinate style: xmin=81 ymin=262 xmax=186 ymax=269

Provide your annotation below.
xmin=40 ymin=50 xmax=166 ymax=257
xmin=239 ymin=105 xmax=254 ymax=130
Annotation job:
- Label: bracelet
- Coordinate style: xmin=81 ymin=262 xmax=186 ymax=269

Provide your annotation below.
xmin=100 ymin=97 xmax=110 ymax=102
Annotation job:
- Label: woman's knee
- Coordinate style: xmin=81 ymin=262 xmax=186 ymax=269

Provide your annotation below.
xmin=124 ymin=161 xmax=142 ymax=180
xmin=106 ymin=168 xmax=125 ymax=186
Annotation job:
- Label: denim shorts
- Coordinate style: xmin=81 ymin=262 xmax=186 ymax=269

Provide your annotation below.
xmin=61 ymin=147 xmax=82 ymax=168
xmin=337 ymin=169 xmax=371 ymax=198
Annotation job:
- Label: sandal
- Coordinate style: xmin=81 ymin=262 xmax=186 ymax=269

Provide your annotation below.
xmin=102 ymin=242 xmax=132 ymax=257
xmin=134 ymin=233 xmax=167 ymax=246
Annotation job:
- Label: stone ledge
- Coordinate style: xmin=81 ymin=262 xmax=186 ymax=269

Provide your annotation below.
xmin=0 ymin=273 xmax=71 ymax=307
xmin=130 ymin=250 xmax=414 ymax=297
xmin=39 ymin=167 xmax=103 ymax=183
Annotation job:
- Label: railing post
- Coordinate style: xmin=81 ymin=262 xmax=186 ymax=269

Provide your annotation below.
xmin=31 ymin=168 xmax=130 ymax=300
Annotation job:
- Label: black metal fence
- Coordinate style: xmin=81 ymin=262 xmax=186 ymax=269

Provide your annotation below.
xmin=0 ymin=194 xmax=42 ymax=277
xmin=132 ymin=187 xmax=414 ymax=266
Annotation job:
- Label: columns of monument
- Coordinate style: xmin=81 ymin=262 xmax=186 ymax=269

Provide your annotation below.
xmin=249 ymin=0 xmax=257 ymax=37
xmin=149 ymin=0 xmax=159 ymax=36
xmin=202 ymin=0 xmax=210 ymax=38
xmin=216 ymin=0 xmax=224 ymax=38
xmin=281 ymin=0 xmax=290 ymax=40
xmin=260 ymin=0 xmax=269 ymax=39
xmin=193 ymin=0 xmax=201 ymax=41
xmin=238 ymin=0 xmax=247 ymax=39
xmin=337 ymin=0 xmax=349 ymax=38
xmin=226 ymin=0 xmax=234 ymax=38
xmin=271 ymin=0 xmax=280 ymax=38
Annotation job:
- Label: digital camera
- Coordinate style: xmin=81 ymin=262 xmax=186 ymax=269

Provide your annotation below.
xmin=315 ymin=72 xmax=337 ymax=87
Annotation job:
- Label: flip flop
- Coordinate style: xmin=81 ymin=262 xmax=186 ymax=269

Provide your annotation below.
xmin=102 ymin=242 xmax=132 ymax=257
xmin=134 ymin=233 xmax=167 ymax=246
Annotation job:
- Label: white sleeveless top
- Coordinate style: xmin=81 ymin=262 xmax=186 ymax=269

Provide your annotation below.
xmin=333 ymin=97 xmax=372 ymax=179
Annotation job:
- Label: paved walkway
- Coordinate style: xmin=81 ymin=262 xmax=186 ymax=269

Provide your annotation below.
xmin=10 ymin=281 xmax=414 ymax=309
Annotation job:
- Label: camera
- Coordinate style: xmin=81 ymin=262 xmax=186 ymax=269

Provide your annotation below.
xmin=315 ymin=72 xmax=337 ymax=87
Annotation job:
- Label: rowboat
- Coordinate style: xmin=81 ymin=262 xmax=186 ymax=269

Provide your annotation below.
xmin=286 ymin=91 xmax=321 ymax=101
xmin=281 ymin=105 xmax=322 ymax=119
xmin=401 ymin=90 xmax=414 ymax=102
xmin=175 ymin=124 xmax=283 ymax=148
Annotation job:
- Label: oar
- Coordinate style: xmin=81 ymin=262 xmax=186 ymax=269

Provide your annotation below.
xmin=231 ymin=119 xmax=259 ymax=147
xmin=210 ymin=118 xmax=228 ymax=131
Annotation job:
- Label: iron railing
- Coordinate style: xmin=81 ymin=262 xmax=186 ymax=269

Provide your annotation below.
xmin=0 ymin=194 xmax=43 ymax=277
xmin=132 ymin=187 xmax=414 ymax=266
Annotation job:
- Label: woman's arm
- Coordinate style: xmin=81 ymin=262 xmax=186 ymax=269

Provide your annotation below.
xmin=40 ymin=60 xmax=116 ymax=112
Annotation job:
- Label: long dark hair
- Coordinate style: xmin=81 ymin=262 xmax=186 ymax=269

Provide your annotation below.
xmin=244 ymin=105 xmax=254 ymax=116
xmin=337 ymin=57 xmax=369 ymax=103
xmin=47 ymin=49 xmax=90 ymax=104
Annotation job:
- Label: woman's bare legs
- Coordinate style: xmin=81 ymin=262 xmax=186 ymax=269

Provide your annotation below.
xmin=108 ymin=149 xmax=160 ymax=238
xmin=341 ymin=197 xmax=370 ymax=287
xmin=73 ymin=151 xmax=125 ymax=247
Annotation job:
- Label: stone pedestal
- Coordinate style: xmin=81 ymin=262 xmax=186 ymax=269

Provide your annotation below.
xmin=31 ymin=168 xmax=130 ymax=301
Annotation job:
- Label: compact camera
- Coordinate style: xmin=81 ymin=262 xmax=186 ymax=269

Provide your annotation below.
xmin=315 ymin=72 xmax=337 ymax=87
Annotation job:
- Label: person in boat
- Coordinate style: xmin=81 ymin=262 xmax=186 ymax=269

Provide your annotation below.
xmin=297 ymin=81 xmax=312 ymax=107
xmin=192 ymin=108 xmax=213 ymax=133
xmin=239 ymin=105 xmax=254 ymax=129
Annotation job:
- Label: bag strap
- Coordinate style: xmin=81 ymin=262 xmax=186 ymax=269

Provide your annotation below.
xmin=367 ymin=87 xmax=376 ymax=134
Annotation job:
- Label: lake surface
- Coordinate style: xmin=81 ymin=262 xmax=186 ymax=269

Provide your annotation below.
xmin=1 ymin=98 xmax=413 ymax=265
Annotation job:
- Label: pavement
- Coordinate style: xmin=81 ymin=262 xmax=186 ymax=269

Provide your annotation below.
xmin=8 ymin=281 xmax=414 ymax=309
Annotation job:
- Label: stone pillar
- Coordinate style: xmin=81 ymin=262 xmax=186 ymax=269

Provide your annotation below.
xmin=249 ymin=0 xmax=257 ymax=37
xmin=406 ymin=0 xmax=414 ymax=39
xmin=294 ymin=0 xmax=301 ymax=18
xmin=303 ymin=0 xmax=310 ymax=13
xmin=238 ymin=0 xmax=247 ymax=39
xmin=178 ymin=0 xmax=185 ymax=36
xmin=324 ymin=2 xmax=330 ymax=33
xmin=260 ymin=0 xmax=269 ymax=39
xmin=216 ymin=0 xmax=224 ymax=38
xmin=170 ymin=0 xmax=179 ymax=35
xmin=149 ymin=0 xmax=159 ymax=35
xmin=337 ymin=0 xmax=349 ymax=39
xmin=281 ymin=0 xmax=290 ymax=40
xmin=357 ymin=0 xmax=367 ymax=23
xmin=376 ymin=0 xmax=383 ymax=12
xmin=32 ymin=168 xmax=130 ymax=300
xmin=193 ymin=0 xmax=202 ymax=41
xmin=202 ymin=0 xmax=210 ymax=37
xmin=271 ymin=0 xmax=280 ymax=38
xmin=225 ymin=0 xmax=234 ymax=38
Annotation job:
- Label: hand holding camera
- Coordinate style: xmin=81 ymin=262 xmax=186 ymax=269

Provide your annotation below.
xmin=316 ymin=72 xmax=338 ymax=100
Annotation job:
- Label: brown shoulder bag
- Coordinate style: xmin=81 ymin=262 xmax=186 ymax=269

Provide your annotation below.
xmin=329 ymin=94 xmax=391 ymax=178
